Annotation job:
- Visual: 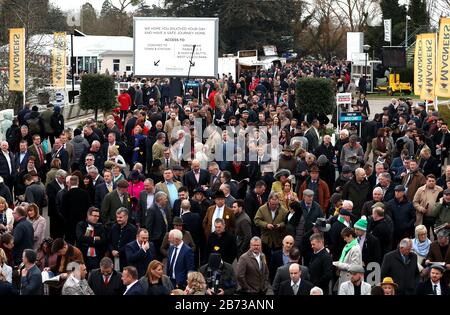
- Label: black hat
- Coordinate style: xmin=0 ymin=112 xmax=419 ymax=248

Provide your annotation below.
xmin=172 ymin=165 xmax=184 ymax=171
xmin=274 ymin=169 xmax=291 ymax=180
xmin=443 ymin=189 xmax=450 ymax=195
xmin=214 ymin=190 xmax=225 ymax=199
xmin=339 ymin=208 xmax=355 ymax=218
xmin=130 ymin=170 xmax=140 ymax=181
xmin=193 ymin=186 xmax=205 ymax=194
xmin=74 ymin=128 xmax=82 ymax=136
xmin=313 ymin=218 xmax=331 ymax=232
xmin=394 ymin=185 xmax=406 ymax=192
xmin=342 ymin=165 xmax=353 ymax=173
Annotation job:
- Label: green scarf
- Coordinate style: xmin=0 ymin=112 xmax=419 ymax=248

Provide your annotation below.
xmin=339 ymin=239 xmax=358 ymax=262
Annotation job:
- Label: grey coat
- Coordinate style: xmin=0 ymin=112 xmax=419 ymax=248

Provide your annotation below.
xmin=139 ymin=275 xmax=173 ymax=293
xmin=62 ymin=276 xmax=95 ymax=295
xmin=70 ymin=135 xmax=90 ymax=165
xmin=235 ymin=211 xmax=252 ymax=258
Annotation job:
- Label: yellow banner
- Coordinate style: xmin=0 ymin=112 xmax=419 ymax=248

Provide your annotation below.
xmin=9 ymin=28 xmax=25 ymax=92
xmin=436 ymin=18 xmax=450 ymax=97
xmin=52 ymin=32 xmax=67 ymax=88
xmin=420 ymin=33 xmax=436 ymax=100
xmin=414 ymin=35 xmax=424 ymax=96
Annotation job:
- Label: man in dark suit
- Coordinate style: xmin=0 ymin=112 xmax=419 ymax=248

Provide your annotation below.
xmin=12 ymin=206 xmax=34 ymax=265
xmin=122 ymin=266 xmax=145 ymax=295
xmin=244 ymin=181 xmax=267 ymax=236
xmin=172 ymin=186 xmax=190 ymax=218
xmin=183 ymin=159 xmax=210 ymax=196
xmin=143 ymin=192 xmax=170 ymax=260
xmin=277 ymin=263 xmax=314 ymax=295
xmin=46 ymin=169 xmax=67 ymax=239
xmin=49 ymin=138 xmax=69 ymax=171
xmin=61 ymin=175 xmax=91 ymax=245
xmin=0 ymin=140 xmax=16 ymax=192
xmin=125 ymin=228 xmax=155 ymax=278
xmin=20 ymin=249 xmax=42 ymax=295
xmin=101 ymin=132 xmax=127 ymax=159
xmin=205 ymin=218 xmax=237 ymax=265
xmin=272 ymin=247 xmax=310 ymax=295
xmin=309 ymin=232 xmax=333 ymax=294
xmin=207 ymin=162 xmax=222 ymax=197
xmin=94 ymin=170 xmax=115 ymax=209
xmin=304 ymin=120 xmax=320 ymax=152
xmin=101 ymin=179 xmax=132 ymax=227
xmin=88 ymin=257 xmax=125 ymax=295
xmin=416 ymin=264 xmax=450 ymax=295
xmin=14 ymin=140 xmax=30 ymax=173
xmin=27 ymin=134 xmax=47 ymax=173
xmin=270 ymin=235 xmax=294 ymax=282
xmin=180 ymin=199 xmax=203 ymax=264
xmin=75 ymin=207 xmax=107 ymax=271
xmin=166 ymin=228 xmax=195 ymax=289
xmin=138 ymin=178 xmax=155 ymax=227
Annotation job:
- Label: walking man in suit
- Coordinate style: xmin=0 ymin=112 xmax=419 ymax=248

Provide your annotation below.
xmin=50 ymin=138 xmax=69 ymax=171
xmin=62 ymin=261 xmax=94 ymax=295
xmin=88 ymin=257 xmax=125 ymax=295
xmin=138 ymin=178 xmax=155 ymax=227
xmin=20 ymin=249 xmax=42 ymax=295
xmin=14 ymin=140 xmax=29 ymax=173
xmin=27 ymin=134 xmax=46 ymax=173
xmin=46 ymin=169 xmax=67 ymax=238
xmin=0 ymin=141 xmax=16 ymax=192
xmin=125 ymin=228 xmax=155 ymax=278
xmin=183 ymin=159 xmax=210 ymax=196
xmin=122 ymin=266 xmax=145 ymax=295
xmin=94 ymin=170 xmax=115 ymax=209
xmin=203 ymin=191 xmax=235 ymax=241
xmin=155 ymin=169 xmax=182 ymax=213
xmin=277 ymin=263 xmax=314 ymax=295
xmin=101 ymin=179 xmax=132 ymax=227
xmin=144 ymin=191 xmax=170 ymax=260
xmin=167 ymin=229 xmax=195 ymax=289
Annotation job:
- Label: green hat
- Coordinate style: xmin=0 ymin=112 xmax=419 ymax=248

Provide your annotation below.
xmin=354 ymin=216 xmax=368 ymax=231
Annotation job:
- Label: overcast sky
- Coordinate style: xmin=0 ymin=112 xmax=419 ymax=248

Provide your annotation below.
xmin=50 ymin=0 xmax=161 ymax=13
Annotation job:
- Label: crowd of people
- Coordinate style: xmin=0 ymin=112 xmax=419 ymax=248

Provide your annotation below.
xmin=0 ymin=62 xmax=449 ymax=296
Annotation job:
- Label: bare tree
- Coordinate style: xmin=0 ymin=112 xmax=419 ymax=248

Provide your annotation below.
xmin=331 ymin=0 xmax=381 ymax=32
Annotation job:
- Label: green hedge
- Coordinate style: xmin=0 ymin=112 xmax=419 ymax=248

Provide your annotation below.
xmin=80 ymin=74 xmax=116 ymax=120
xmin=295 ymin=78 xmax=335 ymax=115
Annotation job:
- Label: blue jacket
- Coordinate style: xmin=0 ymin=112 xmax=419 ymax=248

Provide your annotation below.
xmin=125 ymin=240 xmax=155 ymax=278
xmin=166 ymin=243 xmax=195 ymax=289
xmin=124 ymin=281 xmax=145 ymax=295
xmin=20 ymin=265 xmax=42 ymax=295
xmin=12 ymin=218 xmax=34 ymax=265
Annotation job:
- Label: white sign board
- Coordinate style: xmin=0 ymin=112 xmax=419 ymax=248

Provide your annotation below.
xmin=384 ymin=19 xmax=392 ymax=43
xmin=133 ymin=17 xmax=218 ymax=78
xmin=336 ymin=93 xmax=352 ymax=105
xmin=347 ymin=32 xmax=363 ymax=62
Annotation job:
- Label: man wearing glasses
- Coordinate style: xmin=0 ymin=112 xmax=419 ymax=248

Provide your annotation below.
xmin=75 ymin=207 xmax=107 ymax=271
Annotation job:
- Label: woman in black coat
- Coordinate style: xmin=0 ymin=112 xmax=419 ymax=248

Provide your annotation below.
xmin=81 ymin=175 xmax=95 ymax=206
xmin=285 ymin=201 xmax=303 ymax=247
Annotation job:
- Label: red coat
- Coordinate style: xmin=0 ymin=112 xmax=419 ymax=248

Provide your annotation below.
xmin=208 ymin=90 xmax=217 ymax=109
xmin=118 ymin=93 xmax=131 ymax=111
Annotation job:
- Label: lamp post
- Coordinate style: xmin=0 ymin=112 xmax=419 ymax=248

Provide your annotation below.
xmin=405 ymin=15 xmax=411 ymax=48
xmin=69 ymin=29 xmax=86 ymax=103
xmin=363 ymin=44 xmax=371 ymax=77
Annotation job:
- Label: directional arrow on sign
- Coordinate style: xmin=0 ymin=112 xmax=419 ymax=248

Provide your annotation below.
xmin=154 ymin=60 xmax=160 ymax=66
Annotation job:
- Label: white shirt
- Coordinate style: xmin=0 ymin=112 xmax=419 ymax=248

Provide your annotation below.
xmin=19 ymin=151 xmax=27 ymax=164
xmin=271 ymin=209 xmax=277 ymax=220
xmin=253 ymin=252 xmax=261 ymax=270
xmin=123 ymin=280 xmax=138 ymax=295
xmin=431 ymin=281 xmax=441 ymax=295
xmin=169 ymin=241 xmax=183 ymax=279
xmin=212 ymin=207 xmax=224 ymax=232
xmin=291 ymin=279 xmax=301 ymax=288
xmin=146 ymin=192 xmax=154 ymax=209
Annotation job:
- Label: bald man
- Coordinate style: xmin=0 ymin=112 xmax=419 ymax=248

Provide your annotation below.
xmin=269 ymin=235 xmax=295 ymax=282
xmin=277 ymin=263 xmax=314 ymax=295
xmin=183 ymin=159 xmax=210 ymax=196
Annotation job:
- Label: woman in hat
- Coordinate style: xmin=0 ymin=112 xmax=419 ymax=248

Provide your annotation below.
xmin=279 ymin=179 xmax=299 ymax=210
xmin=333 ymin=227 xmax=362 ymax=290
xmin=271 ymin=169 xmax=291 ymax=194
xmin=380 ymin=277 xmax=398 ymax=295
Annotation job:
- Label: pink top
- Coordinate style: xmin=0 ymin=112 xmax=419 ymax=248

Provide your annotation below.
xmin=128 ymin=181 xmax=144 ymax=200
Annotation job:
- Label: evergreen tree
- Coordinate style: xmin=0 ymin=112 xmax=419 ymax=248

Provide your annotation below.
xmin=407 ymin=0 xmax=429 ymax=29
xmin=81 ymin=2 xmax=98 ymax=35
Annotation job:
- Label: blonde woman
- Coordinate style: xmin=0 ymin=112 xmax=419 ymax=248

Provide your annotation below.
xmin=108 ymin=146 xmax=126 ymax=169
xmin=0 ymin=196 xmax=13 ymax=234
xmin=26 ymin=203 xmax=46 ymax=251
xmin=0 ymin=248 xmax=12 ymax=283
xmin=185 ymin=271 xmax=207 ymax=295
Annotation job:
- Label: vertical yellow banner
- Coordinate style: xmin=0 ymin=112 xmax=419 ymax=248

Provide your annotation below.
xmin=436 ymin=18 xmax=450 ymax=97
xmin=9 ymin=28 xmax=25 ymax=92
xmin=414 ymin=35 xmax=424 ymax=96
xmin=52 ymin=32 xmax=67 ymax=88
xmin=420 ymin=33 xmax=436 ymax=100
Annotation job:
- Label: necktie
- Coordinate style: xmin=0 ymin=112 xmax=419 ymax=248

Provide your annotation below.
xmin=89 ymin=226 xmax=95 ymax=257
xmin=292 ymin=283 xmax=299 ymax=295
xmin=104 ymin=275 xmax=109 ymax=285
xmin=37 ymin=145 xmax=44 ymax=166
xmin=433 ymin=284 xmax=437 ymax=295
xmin=169 ymin=247 xmax=178 ymax=278
xmin=107 ymin=184 xmax=113 ymax=193
xmin=160 ymin=208 xmax=168 ymax=226
xmin=166 ymin=159 xmax=169 ymax=168
xmin=257 ymin=195 xmax=262 ymax=206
